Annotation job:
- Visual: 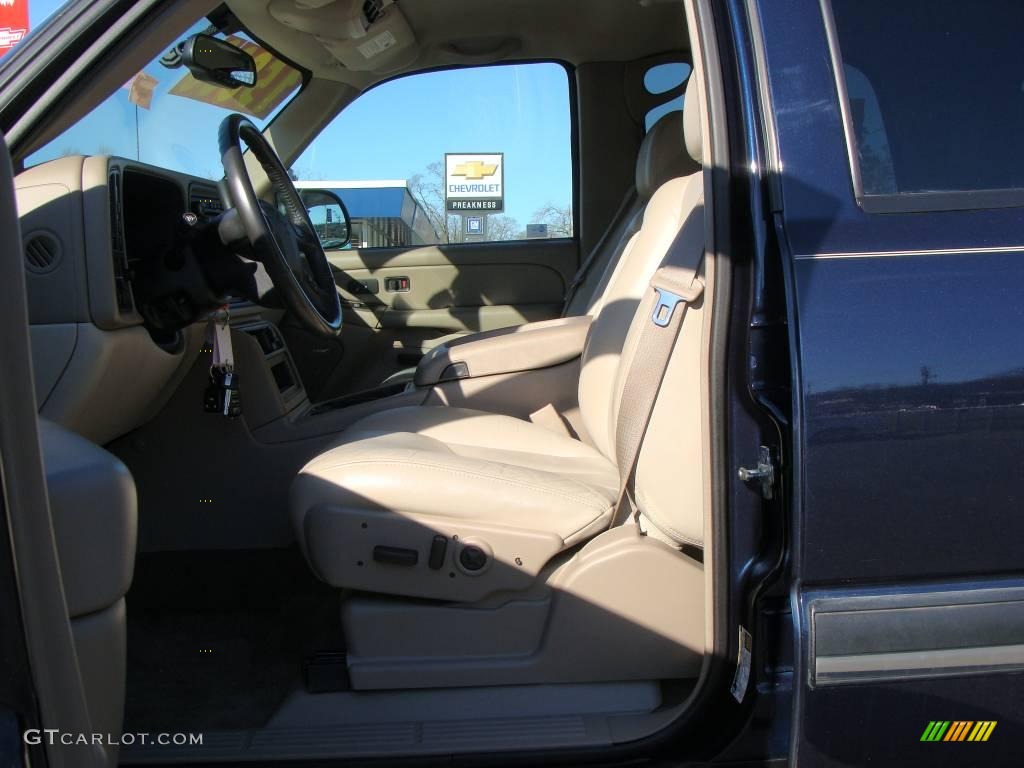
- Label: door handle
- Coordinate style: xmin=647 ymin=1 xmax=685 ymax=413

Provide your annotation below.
xmin=346 ymin=278 xmax=378 ymax=295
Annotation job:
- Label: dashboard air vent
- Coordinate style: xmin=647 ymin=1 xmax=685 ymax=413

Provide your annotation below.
xmin=108 ymin=168 xmax=135 ymax=313
xmin=24 ymin=232 xmax=62 ymax=273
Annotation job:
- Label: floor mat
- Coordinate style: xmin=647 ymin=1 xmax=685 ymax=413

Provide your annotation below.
xmin=124 ymin=548 xmax=341 ymax=732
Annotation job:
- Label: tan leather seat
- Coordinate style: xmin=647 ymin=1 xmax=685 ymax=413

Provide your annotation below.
xmin=566 ymin=108 xmax=698 ymax=317
xmin=294 ymin=406 xmax=620 ymax=601
xmin=292 ymin=80 xmax=706 ymax=603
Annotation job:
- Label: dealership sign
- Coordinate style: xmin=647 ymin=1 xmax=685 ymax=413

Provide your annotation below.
xmin=0 ymin=0 xmax=29 ymax=57
xmin=445 ymin=153 xmax=504 ymax=213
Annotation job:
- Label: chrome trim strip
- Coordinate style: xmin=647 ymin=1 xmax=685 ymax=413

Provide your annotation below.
xmin=816 ymin=644 xmax=1024 ymax=686
xmin=808 ymin=584 xmax=1024 ymax=688
xmin=817 ymin=0 xmax=863 ymax=204
xmin=794 ymin=244 xmax=1024 ymax=261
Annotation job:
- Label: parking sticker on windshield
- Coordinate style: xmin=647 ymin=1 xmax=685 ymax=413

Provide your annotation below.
xmin=168 ymin=35 xmax=301 ymax=119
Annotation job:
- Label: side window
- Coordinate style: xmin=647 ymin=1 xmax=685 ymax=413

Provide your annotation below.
xmin=830 ymin=0 xmax=1024 ymax=201
xmin=293 ymin=63 xmax=574 ymax=247
xmin=643 ymin=62 xmax=691 ymax=132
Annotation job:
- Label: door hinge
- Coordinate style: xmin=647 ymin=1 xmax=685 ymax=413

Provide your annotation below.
xmin=738 ymin=445 xmax=776 ymax=499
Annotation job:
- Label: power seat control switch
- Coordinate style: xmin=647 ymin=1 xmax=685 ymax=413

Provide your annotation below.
xmin=428 ymin=535 xmax=448 ymax=570
xmin=459 ymin=545 xmax=488 ymax=572
xmin=372 ymin=546 xmax=418 ymax=567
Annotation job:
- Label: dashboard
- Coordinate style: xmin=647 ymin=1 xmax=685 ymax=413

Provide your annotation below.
xmin=16 ymin=155 xmax=233 ymax=444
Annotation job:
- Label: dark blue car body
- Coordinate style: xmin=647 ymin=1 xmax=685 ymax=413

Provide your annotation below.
xmin=712 ymin=0 xmax=1024 ymax=764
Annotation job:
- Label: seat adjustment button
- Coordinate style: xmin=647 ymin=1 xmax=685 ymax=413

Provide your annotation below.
xmin=373 ymin=545 xmax=418 ymax=567
xmin=428 ymin=535 xmax=448 ymax=570
xmin=458 ymin=545 xmax=488 ymax=572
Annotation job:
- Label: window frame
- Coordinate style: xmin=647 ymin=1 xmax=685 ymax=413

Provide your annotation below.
xmin=820 ymin=0 xmax=1024 ymax=214
xmin=290 ymin=58 xmax=580 ymax=249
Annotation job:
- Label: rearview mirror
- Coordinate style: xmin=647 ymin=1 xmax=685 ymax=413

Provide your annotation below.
xmin=181 ymin=34 xmax=256 ymax=89
xmin=299 ymin=189 xmax=352 ymax=250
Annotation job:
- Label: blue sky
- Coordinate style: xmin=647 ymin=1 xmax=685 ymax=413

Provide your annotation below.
xmin=21 ymin=0 xmax=575 ymax=229
xmin=28 ymin=0 xmax=62 ymax=26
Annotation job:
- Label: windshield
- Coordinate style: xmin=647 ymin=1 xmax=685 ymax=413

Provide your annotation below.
xmin=24 ymin=16 xmax=304 ymax=178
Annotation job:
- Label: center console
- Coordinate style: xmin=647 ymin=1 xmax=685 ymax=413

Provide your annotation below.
xmin=233 ymin=320 xmax=309 ymax=428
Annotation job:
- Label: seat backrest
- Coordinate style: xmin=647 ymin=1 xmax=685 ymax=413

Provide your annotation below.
xmin=578 ymin=77 xmax=707 ymax=549
xmin=564 ymin=109 xmax=698 ymax=317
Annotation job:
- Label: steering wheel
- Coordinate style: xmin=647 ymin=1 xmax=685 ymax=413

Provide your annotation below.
xmin=218 ymin=113 xmax=342 ymax=336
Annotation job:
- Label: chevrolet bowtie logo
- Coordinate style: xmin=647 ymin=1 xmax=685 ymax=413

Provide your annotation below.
xmin=452 ymin=161 xmax=498 ymax=180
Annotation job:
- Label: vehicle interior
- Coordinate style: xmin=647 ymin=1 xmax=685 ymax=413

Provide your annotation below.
xmin=5 ymin=0 xmax=732 ymax=764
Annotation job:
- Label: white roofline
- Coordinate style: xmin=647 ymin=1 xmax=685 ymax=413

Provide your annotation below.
xmin=293 ymin=180 xmax=409 ymax=189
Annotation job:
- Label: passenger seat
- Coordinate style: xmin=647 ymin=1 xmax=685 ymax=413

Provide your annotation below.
xmin=291 ymin=77 xmax=708 ymax=603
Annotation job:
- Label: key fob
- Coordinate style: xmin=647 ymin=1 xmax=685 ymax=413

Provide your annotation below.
xmin=220 ymin=371 xmax=242 ymax=417
xmin=204 ymin=368 xmax=242 ymax=417
xmin=204 ymin=375 xmax=223 ymax=414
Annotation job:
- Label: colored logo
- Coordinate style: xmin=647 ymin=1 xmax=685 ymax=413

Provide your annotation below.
xmin=920 ymin=721 xmax=996 ymax=742
xmin=451 ymin=161 xmax=498 ymax=180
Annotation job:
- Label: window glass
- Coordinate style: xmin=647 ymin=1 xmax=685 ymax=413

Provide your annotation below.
xmin=644 ymin=62 xmax=690 ymax=132
xmin=842 ymin=65 xmax=896 ymax=195
xmin=293 ymin=62 xmax=573 ymax=247
xmin=830 ymin=0 xmax=1024 ymax=196
xmin=23 ymin=17 xmax=303 ymax=178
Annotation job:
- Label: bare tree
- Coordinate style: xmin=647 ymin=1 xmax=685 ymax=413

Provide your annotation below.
xmin=290 ymin=165 xmax=327 ymax=181
xmin=408 ymin=161 xmax=459 ymax=243
xmin=530 ymin=202 xmax=573 ymax=238
xmin=485 ymin=214 xmax=521 ymax=241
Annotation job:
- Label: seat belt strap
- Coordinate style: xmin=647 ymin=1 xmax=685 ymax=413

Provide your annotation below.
xmin=561 ymin=187 xmax=637 ymax=316
xmin=610 ymin=265 xmax=704 ymax=528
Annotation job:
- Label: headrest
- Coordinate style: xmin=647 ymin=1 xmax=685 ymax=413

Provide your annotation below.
xmin=683 ymin=76 xmax=703 ymax=165
xmin=635 ymin=109 xmax=696 ymax=200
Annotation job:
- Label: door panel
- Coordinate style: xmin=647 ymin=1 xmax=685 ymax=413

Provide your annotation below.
xmin=299 ymin=239 xmax=577 ymax=398
xmin=329 ymin=239 xmax=576 ymax=317
xmin=755 ymin=0 xmax=1024 ymax=763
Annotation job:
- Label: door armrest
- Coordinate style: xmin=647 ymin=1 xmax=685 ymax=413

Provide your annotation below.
xmin=414 ymin=315 xmax=592 ymax=387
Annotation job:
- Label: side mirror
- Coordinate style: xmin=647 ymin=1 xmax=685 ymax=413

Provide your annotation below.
xmin=181 ymin=34 xmax=256 ymax=89
xmin=299 ymin=190 xmax=352 ymax=250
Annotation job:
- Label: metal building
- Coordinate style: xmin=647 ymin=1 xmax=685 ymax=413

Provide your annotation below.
xmin=295 ymin=180 xmax=440 ymax=248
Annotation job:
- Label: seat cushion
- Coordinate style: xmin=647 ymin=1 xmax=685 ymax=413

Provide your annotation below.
xmin=291 ymin=406 xmax=619 ymax=602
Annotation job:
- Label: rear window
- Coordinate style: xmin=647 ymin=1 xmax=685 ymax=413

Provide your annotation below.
xmin=829 ymin=0 xmax=1024 ymax=202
